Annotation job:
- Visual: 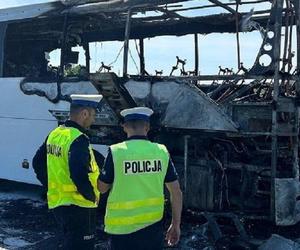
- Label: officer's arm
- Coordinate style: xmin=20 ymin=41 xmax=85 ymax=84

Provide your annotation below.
xmin=92 ymin=149 xmax=105 ymax=167
xmin=164 ymin=158 xmax=182 ymax=246
xmin=98 ymin=148 xmax=114 ymax=194
xmin=165 ymin=180 xmax=182 ymax=246
xmin=32 ymin=139 xmax=48 ymax=188
xmin=69 ymin=135 xmax=96 ymax=202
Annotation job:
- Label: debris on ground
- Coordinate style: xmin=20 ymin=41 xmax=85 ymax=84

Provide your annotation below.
xmin=258 ymin=234 xmax=300 ymax=250
xmin=1 ymin=181 xmax=300 ymax=250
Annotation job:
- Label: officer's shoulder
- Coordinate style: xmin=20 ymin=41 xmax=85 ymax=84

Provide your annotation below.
xmin=81 ymin=133 xmax=89 ymax=140
xmin=152 ymin=142 xmax=168 ymax=151
xmin=73 ymin=134 xmax=89 ymax=146
xmin=49 ymin=126 xmax=61 ymax=134
xmin=47 ymin=126 xmax=62 ymax=140
xmin=110 ymin=141 xmax=127 ymax=149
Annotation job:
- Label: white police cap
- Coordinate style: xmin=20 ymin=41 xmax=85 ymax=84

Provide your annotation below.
xmin=70 ymin=94 xmax=103 ymax=109
xmin=120 ymin=107 xmax=154 ymax=122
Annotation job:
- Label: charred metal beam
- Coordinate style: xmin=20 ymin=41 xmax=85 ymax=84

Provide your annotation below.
xmin=123 ymin=8 xmax=132 ymax=77
xmin=64 ymin=0 xmax=191 ymax=15
xmin=248 ymin=2 xmax=292 ymax=76
xmin=194 ymin=34 xmax=199 ymax=76
xmin=59 ymin=13 xmax=69 ymax=80
xmin=156 ymin=6 xmax=186 ymax=20
xmin=61 ymin=0 xmax=106 ymax=6
xmin=0 ymin=23 xmax=7 ymax=77
xmin=218 ymin=80 xmax=260 ymax=105
xmin=168 ymin=0 xmax=270 ymax=12
xmin=83 ymin=14 xmax=270 ymax=41
xmin=292 ymin=120 xmax=299 ymax=179
xmin=293 ymin=0 xmax=300 ymax=96
xmin=271 ymin=0 xmax=284 ymax=222
xmin=235 ymin=1 xmax=241 ymax=68
xmin=208 ymin=0 xmax=236 ymax=15
xmin=294 ymin=0 xmax=300 ymax=73
xmin=139 ymin=38 xmax=145 ymax=75
xmin=83 ymin=42 xmax=90 ymax=74
xmin=6 ymin=12 xmax=273 ymax=44
xmin=129 ymin=74 xmax=300 ymax=82
xmin=184 ymin=135 xmax=190 ymax=206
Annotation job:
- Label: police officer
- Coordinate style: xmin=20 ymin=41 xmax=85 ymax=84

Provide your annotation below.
xmin=32 ymin=94 xmax=103 ymax=250
xmin=98 ymin=107 xmax=183 ymax=250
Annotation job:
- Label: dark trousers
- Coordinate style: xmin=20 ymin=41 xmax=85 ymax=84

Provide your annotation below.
xmin=52 ymin=205 xmax=96 ymax=250
xmin=109 ymin=221 xmax=164 ymax=250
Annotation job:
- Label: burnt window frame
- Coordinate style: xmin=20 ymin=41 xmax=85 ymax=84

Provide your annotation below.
xmin=0 ymin=22 xmax=7 ymax=77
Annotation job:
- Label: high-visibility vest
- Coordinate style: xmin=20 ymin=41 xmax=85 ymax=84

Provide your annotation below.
xmin=105 ymin=139 xmax=169 ymax=234
xmin=46 ymin=125 xmax=100 ymax=209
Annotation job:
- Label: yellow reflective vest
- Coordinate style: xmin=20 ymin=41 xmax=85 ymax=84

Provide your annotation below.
xmin=105 ymin=139 xmax=169 ymax=234
xmin=46 ymin=125 xmax=100 ymax=209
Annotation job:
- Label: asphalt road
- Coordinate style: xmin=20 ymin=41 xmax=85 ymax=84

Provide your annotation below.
xmin=1 ymin=179 xmax=300 ymax=250
xmin=0 ymin=180 xmax=209 ymax=250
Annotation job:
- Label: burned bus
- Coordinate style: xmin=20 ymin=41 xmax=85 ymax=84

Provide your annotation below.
xmin=0 ymin=0 xmax=299 ymax=228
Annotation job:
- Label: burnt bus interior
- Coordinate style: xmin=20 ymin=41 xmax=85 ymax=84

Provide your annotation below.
xmin=1 ymin=0 xmax=300 ymax=228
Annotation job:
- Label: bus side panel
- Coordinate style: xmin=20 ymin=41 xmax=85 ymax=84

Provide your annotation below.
xmin=0 ymin=118 xmax=57 ymax=184
xmin=0 ymin=78 xmax=68 ymax=184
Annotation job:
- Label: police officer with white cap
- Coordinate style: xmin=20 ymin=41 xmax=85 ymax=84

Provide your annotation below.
xmin=33 ymin=94 xmax=104 ymax=250
xmin=98 ymin=107 xmax=183 ymax=250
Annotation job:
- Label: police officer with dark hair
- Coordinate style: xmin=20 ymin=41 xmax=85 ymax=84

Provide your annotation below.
xmin=33 ymin=94 xmax=104 ymax=250
xmin=98 ymin=107 xmax=183 ymax=250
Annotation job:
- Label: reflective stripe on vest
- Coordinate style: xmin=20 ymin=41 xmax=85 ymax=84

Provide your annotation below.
xmin=105 ymin=140 xmax=169 ymax=235
xmin=47 ymin=125 xmax=100 ymax=209
xmin=106 ymin=211 xmax=162 ymax=226
xmin=107 ymin=197 xmax=164 ymax=210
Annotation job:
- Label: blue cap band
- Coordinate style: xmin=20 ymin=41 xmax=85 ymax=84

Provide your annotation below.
xmin=124 ymin=114 xmax=150 ymax=122
xmin=72 ymin=100 xmax=99 ymax=108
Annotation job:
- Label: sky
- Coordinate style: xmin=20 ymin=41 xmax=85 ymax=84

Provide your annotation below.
xmin=1 ymin=0 xmax=295 ymax=76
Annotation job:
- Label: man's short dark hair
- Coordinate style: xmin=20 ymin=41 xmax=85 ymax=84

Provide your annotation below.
xmin=70 ymin=103 xmax=94 ymax=116
xmin=124 ymin=120 xmax=149 ymax=130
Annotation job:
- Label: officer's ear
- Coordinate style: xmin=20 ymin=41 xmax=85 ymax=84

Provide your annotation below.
xmin=121 ymin=122 xmax=127 ymax=133
xmin=81 ymin=108 xmax=90 ymax=119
